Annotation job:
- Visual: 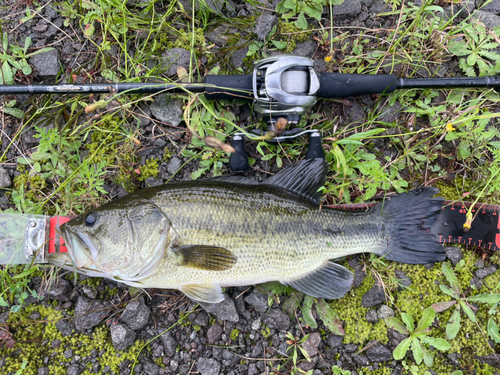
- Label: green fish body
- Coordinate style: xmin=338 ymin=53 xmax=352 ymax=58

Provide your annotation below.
xmin=53 ymin=159 xmax=445 ymax=303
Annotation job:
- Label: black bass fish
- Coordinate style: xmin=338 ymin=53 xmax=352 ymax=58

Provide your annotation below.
xmin=50 ymin=159 xmax=445 ymax=303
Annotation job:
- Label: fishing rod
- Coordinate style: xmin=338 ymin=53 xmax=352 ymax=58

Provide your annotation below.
xmin=3 ymin=55 xmax=500 ymax=171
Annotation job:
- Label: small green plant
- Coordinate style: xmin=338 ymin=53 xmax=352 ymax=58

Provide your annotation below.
xmin=386 ymin=306 xmax=450 ymax=366
xmin=448 ymin=22 xmax=500 ymax=77
xmin=0 ymin=33 xmax=54 ymax=84
xmin=285 ymin=332 xmax=312 ymax=374
xmin=332 ymin=365 xmax=351 ymax=375
xmin=0 ymin=265 xmax=42 ymax=313
xmin=276 ymin=0 xmax=344 ymax=30
xmin=0 ymin=99 xmax=24 ymax=119
xmin=433 ymin=261 xmax=500 ymax=340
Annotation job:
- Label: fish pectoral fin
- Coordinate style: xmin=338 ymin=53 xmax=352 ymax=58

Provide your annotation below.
xmin=181 ymin=284 xmax=224 ymax=303
xmin=173 ymin=245 xmax=237 ymax=271
xmin=287 ymin=261 xmax=354 ymax=300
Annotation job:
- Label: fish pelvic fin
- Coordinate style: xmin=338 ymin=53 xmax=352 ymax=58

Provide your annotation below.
xmin=180 ymin=284 xmax=224 ymax=303
xmin=286 ymin=261 xmax=354 ymax=300
xmin=375 ymin=187 xmax=446 ymax=264
xmin=173 ymin=245 xmax=237 ymax=271
xmin=263 ymin=158 xmax=328 ymax=205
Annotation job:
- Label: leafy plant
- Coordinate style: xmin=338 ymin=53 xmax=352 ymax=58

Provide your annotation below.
xmin=0 ymin=265 xmax=42 ymax=313
xmin=285 ymin=332 xmax=312 ymax=374
xmin=448 ymin=22 xmax=500 ymax=77
xmin=433 ymin=262 xmax=500 ymax=340
xmin=332 ymin=365 xmax=351 ymax=375
xmin=0 ymin=33 xmax=54 ymax=84
xmin=386 ymin=307 xmax=450 ymax=366
xmin=0 ymin=99 xmax=24 ymax=119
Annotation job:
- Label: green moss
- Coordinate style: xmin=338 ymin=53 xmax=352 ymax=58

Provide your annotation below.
xmin=230 ymin=328 xmax=240 ymax=341
xmin=193 ymin=325 xmax=201 ymax=332
xmin=137 ymin=158 xmax=159 ymax=182
xmin=79 ymin=277 xmax=102 ymax=288
xmin=163 ymin=146 xmax=172 ymax=162
xmin=13 ymin=171 xmax=47 ymax=200
xmin=261 ymin=325 xmax=271 ymax=338
xmin=331 ymin=269 xmax=388 ymax=346
xmin=275 ymin=21 xmax=313 ymax=53
xmin=86 ymin=116 xmax=123 ymax=164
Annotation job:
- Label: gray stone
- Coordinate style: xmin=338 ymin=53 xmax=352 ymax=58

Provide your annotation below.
xmin=142 ymin=360 xmax=160 ymax=375
xmin=444 ymin=246 xmax=464 ymax=266
xmin=251 ymin=341 xmax=263 ymax=357
xmin=365 ymin=309 xmax=378 ymax=323
xmin=446 ymin=0 xmax=475 ymax=18
xmin=166 ymin=157 xmax=183 ymax=175
xmin=207 ymin=324 xmax=223 ymax=344
xmin=263 ymin=308 xmax=290 ymax=330
xmin=379 ymin=100 xmax=402 ymax=124
xmin=0 ymin=168 xmax=11 ymax=188
xmin=74 ymin=297 xmax=112 ymax=331
xmin=64 ymin=349 xmax=73 ymax=358
xmin=67 ymin=365 xmax=82 ymax=375
xmin=301 ymin=332 xmax=321 ymax=357
xmin=251 ymin=317 xmax=262 ymax=331
xmin=201 ymin=293 xmax=239 ymax=322
xmin=161 ymin=48 xmax=191 ymax=76
xmin=255 ymin=13 xmax=277 ymax=41
xmin=333 ymin=0 xmax=362 ymax=18
xmin=196 ymin=358 xmax=221 ymax=375
xmin=293 ymin=40 xmax=317 ymax=58
xmin=377 ymin=305 xmax=395 ymax=320
xmin=298 ymin=355 xmax=318 ymax=371
xmin=369 ymin=0 xmax=390 ymax=14
xmin=222 ymin=349 xmax=239 ymax=367
xmin=387 ymin=329 xmax=408 ymax=347
xmin=178 ymin=0 xmax=236 ymax=16
xmin=473 ymin=9 xmax=500 ymax=28
xmin=366 ymin=342 xmax=393 ymax=363
xmin=55 ymin=319 xmax=76 ymax=337
xmin=353 ymin=354 xmax=369 ymax=366
xmin=244 ymin=289 xmax=268 ymax=313
xmin=230 ymin=45 xmax=249 ymax=69
xmin=193 ymin=311 xmax=209 ymax=327
xmin=40 ymin=278 xmax=72 ymax=301
xmin=110 ymin=322 xmax=137 ymax=351
xmin=160 ymin=331 xmax=177 ymax=357
xmin=475 ymin=258 xmax=485 ymax=268
xmin=145 ymin=177 xmax=164 ymax=187
xmin=353 ymin=265 xmax=367 ymax=288
xmin=477 ymin=0 xmax=500 ymax=15
xmin=37 ymin=368 xmax=49 ymax=375
xmin=136 ymin=106 xmax=152 ymax=127
xmin=81 ymin=286 xmax=97 ymax=299
xmin=30 ymin=49 xmax=60 ymax=79
xmin=395 ymin=270 xmax=412 ymax=289
xmin=476 ymin=266 xmax=497 ymax=279
xmin=150 ymin=95 xmax=183 ymax=126
xmin=362 ymin=283 xmax=386 ymax=307
xmin=120 ymin=299 xmax=151 ymax=330
xmin=206 ymin=25 xmax=237 ymax=47
xmin=328 ymin=335 xmax=343 ymax=348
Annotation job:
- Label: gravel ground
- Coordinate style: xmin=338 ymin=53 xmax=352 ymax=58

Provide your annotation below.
xmin=0 ymin=0 xmax=500 ymax=374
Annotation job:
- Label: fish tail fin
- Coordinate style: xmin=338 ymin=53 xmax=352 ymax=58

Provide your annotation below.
xmin=375 ymin=187 xmax=446 ymax=264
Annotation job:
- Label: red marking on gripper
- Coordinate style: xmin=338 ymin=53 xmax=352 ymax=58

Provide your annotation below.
xmin=48 ymin=217 xmax=70 ymax=254
xmin=489 ymin=242 xmax=492 ymax=250
xmin=496 ymin=234 xmax=500 ymax=249
xmin=468 ymin=238 xmax=472 ymax=245
xmin=449 ymin=236 xmax=452 ymax=242
xmin=439 ymin=235 xmax=443 ymax=243
xmin=458 ymin=237 xmax=462 ymax=243
xmin=478 ymin=240 xmax=482 ymax=247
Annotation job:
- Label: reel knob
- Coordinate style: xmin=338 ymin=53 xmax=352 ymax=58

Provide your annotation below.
xmin=229 ymin=135 xmax=249 ymax=172
xmin=305 ymin=131 xmax=324 ymax=160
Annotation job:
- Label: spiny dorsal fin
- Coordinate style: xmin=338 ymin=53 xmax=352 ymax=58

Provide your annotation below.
xmin=181 ymin=284 xmax=224 ymax=303
xmin=173 ymin=245 xmax=237 ymax=271
xmin=263 ymin=158 xmax=328 ymax=205
xmin=208 ymin=175 xmax=258 ymax=185
xmin=287 ymin=261 xmax=353 ymax=300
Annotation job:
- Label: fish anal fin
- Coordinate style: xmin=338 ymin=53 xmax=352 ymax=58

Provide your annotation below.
xmin=173 ymin=245 xmax=237 ymax=271
xmin=287 ymin=261 xmax=353 ymax=300
xmin=181 ymin=284 xmax=224 ymax=303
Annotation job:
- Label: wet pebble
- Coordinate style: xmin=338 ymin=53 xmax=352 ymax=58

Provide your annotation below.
xmin=244 ymin=289 xmax=268 ymax=313
xmin=207 ymin=324 xmax=223 ymax=344
xmin=362 ymin=283 xmax=386 ymax=307
xmin=200 ymin=293 xmax=239 ymax=323
xmin=263 ymin=308 xmax=290 ymax=331
xmin=476 ymin=266 xmax=497 ymax=279
xmin=110 ymin=322 xmax=137 ymax=351
xmin=445 ymin=246 xmax=463 ymax=265
xmin=120 ymin=298 xmax=151 ymax=330
xmin=196 ymin=358 xmax=221 ymax=375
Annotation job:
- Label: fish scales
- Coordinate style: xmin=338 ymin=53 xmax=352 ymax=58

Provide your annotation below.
xmin=54 ymin=158 xmax=446 ymax=303
xmin=141 ymin=182 xmax=383 ymax=288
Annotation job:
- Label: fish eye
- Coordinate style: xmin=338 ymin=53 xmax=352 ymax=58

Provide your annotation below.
xmin=84 ymin=213 xmax=97 ymax=227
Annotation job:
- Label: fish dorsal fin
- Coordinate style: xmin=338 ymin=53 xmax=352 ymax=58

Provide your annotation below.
xmin=208 ymin=175 xmax=258 ymax=185
xmin=287 ymin=261 xmax=353 ymax=300
xmin=181 ymin=284 xmax=224 ymax=303
xmin=173 ymin=245 xmax=237 ymax=271
xmin=263 ymin=158 xmax=328 ymax=205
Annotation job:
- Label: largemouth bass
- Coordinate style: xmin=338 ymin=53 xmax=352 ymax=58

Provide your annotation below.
xmin=50 ymin=159 xmax=446 ymax=303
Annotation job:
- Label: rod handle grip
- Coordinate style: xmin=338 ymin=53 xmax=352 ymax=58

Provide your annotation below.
xmin=318 ymin=73 xmax=398 ymax=98
xmin=204 ymin=74 xmax=254 ymax=100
